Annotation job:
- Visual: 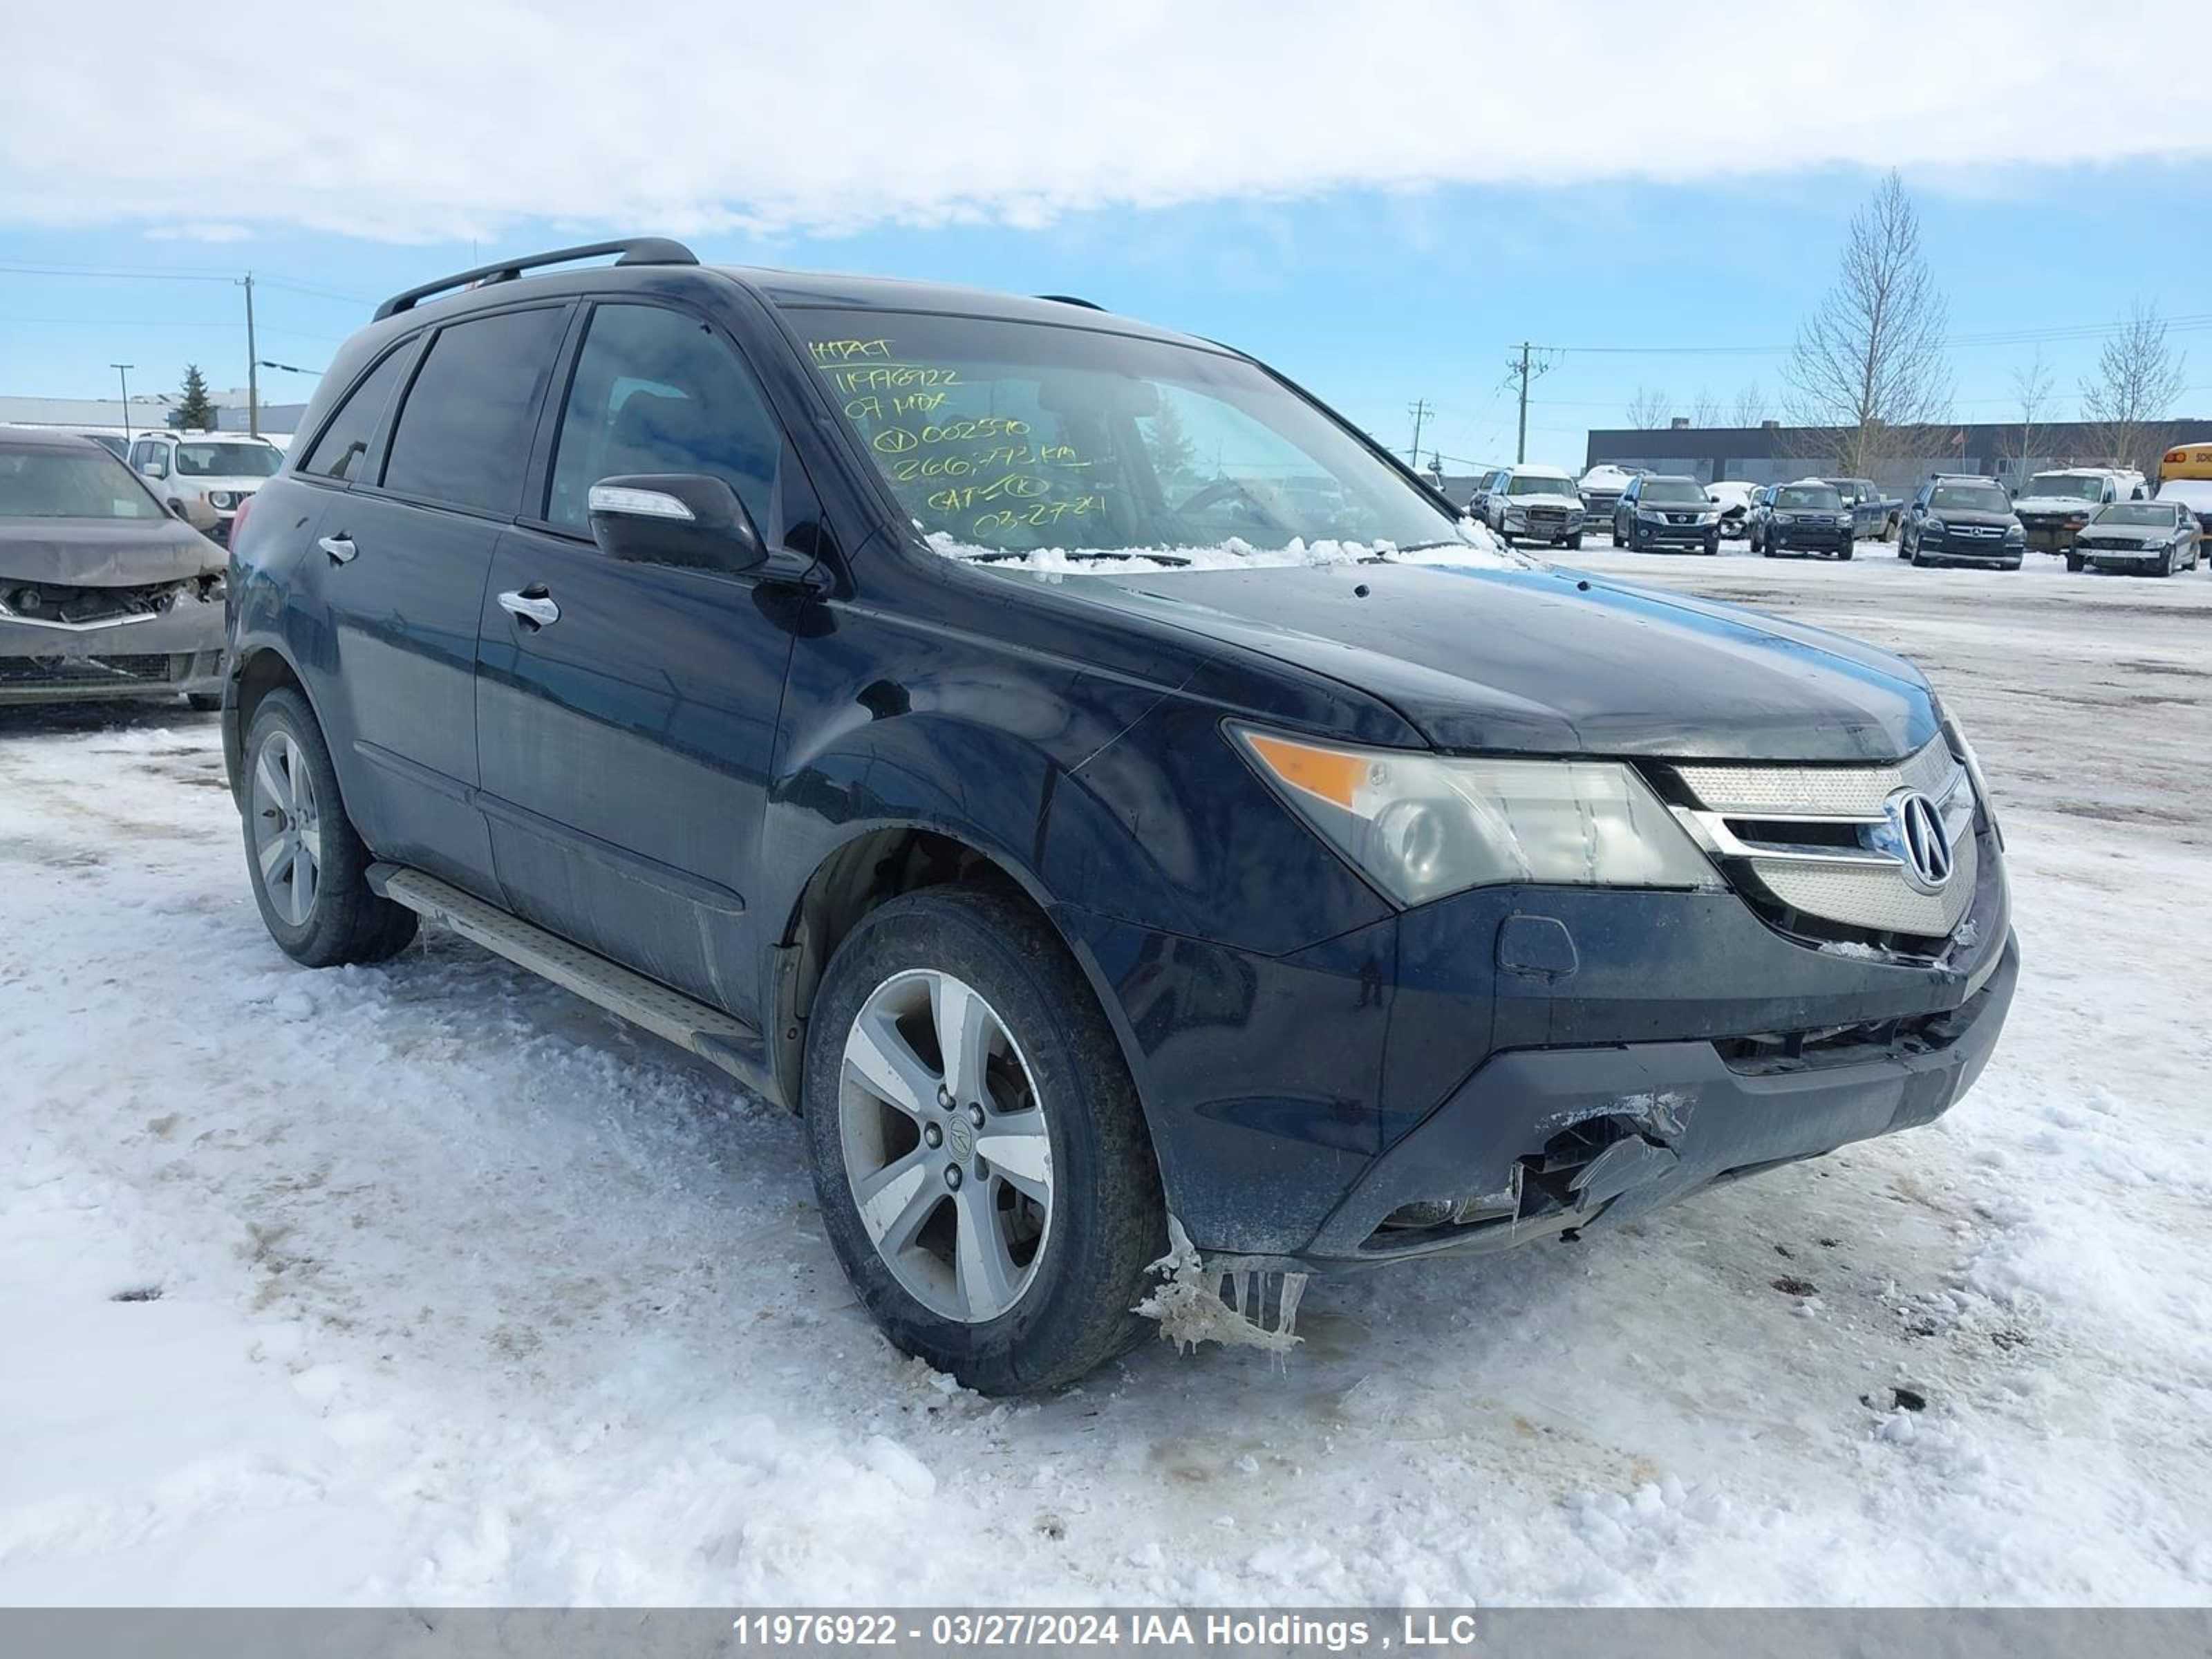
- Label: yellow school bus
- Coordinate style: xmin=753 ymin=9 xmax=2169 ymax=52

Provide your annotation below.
xmin=2156 ymin=444 xmax=2212 ymax=545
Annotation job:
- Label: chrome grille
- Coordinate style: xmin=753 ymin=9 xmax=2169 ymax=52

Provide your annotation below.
xmin=1665 ymin=738 xmax=1976 ymax=941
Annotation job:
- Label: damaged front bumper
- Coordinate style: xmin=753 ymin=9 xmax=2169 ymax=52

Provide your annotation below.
xmin=0 ymin=601 xmax=227 ymax=705
xmin=1300 ymin=933 xmax=2016 ymax=1264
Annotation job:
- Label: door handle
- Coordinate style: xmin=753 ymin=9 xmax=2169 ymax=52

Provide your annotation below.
xmin=318 ymin=535 xmax=357 ymax=564
xmin=498 ymin=588 xmax=561 ymax=628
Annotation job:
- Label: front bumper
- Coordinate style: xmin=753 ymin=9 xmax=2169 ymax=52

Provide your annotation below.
xmin=1306 ymin=935 xmax=2016 ymax=1262
xmin=1063 ymin=820 xmax=2016 ymax=1268
xmin=1631 ymin=518 xmax=1718 ymax=545
xmin=0 ymin=601 xmax=226 ymax=704
xmin=1918 ymin=536 xmax=2022 ymax=564
xmin=2021 ymin=518 xmax=2088 ymax=552
xmin=2079 ymin=545 xmax=2169 ymax=569
xmin=1504 ymin=515 xmax=1584 ymax=545
xmin=1768 ymin=521 xmax=1854 ymax=552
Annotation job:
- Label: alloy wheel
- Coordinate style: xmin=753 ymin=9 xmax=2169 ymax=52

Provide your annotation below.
xmin=838 ymin=969 xmax=1054 ymax=1323
xmin=250 ymin=730 xmax=322 ymax=928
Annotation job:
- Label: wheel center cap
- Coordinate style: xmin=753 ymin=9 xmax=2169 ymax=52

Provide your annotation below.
xmin=947 ymin=1118 xmax=975 ymax=1161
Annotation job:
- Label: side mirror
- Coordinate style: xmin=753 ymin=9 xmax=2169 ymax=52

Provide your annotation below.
xmin=587 ymin=474 xmax=767 ymax=574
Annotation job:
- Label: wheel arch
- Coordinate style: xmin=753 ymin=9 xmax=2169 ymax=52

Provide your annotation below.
xmin=771 ymin=821 xmax=1178 ymax=1214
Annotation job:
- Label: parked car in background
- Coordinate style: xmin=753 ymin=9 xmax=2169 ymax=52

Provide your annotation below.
xmin=127 ymin=431 xmax=285 ymax=546
xmin=1578 ymin=463 xmax=1643 ymax=529
xmin=1613 ymin=474 xmax=1721 ymax=552
xmin=1750 ymin=478 xmax=1855 ymax=559
xmin=1485 ymin=465 xmax=1586 ymax=550
xmin=0 ymin=428 xmax=227 ymax=708
xmin=1898 ymin=476 xmax=2025 ymax=570
xmin=1823 ymin=476 xmax=1902 ymax=543
xmin=76 ymin=432 xmax=130 ymax=460
xmin=2068 ymin=500 xmax=2201 ymax=576
xmin=1705 ymin=480 xmax=1758 ymax=540
xmin=2012 ymin=467 xmax=2146 ymax=554
xmin=219 ymin=238 xmax=2015 ymax=1393
xmin=1467 ymin=467 xmax=1508 ymax=524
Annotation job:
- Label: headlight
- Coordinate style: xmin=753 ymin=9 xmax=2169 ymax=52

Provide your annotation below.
xmin=1835 ymin=512 xmax=1853 ymax=527
xmin=2003 ymin=524 xmax=2024 ymax=542
xmin=1504 ymin=505 xmax=1526 ymax=521
xmin=1638 ymin=507 xmax=1666 ymax=522
xmin=1696 ymin=511 xmax=1718 ymax=525
xmin=2066 ymin=512 xmax=2090 ymax=525
xmin=1232 ymin=726 xmax=1720 ymax=908
xmin=1922 ymin=518 xmax=1946 ymax=537
xmin=1938 ymin=707 xmax=2002 ymax=852
xmin=208 ymin=490 xmax=236 ymax=509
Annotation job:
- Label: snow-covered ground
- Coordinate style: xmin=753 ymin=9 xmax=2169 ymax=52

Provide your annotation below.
xmin=3 ymin=552 xmax=2209 ymax=1605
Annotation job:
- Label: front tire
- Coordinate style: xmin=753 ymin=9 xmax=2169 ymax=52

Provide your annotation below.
xmin=2065 ymin=552 xmax=2085 ymax=572
xmin=1564 ymin=532 xmax=1583 ymax=552
xmin=803 ymin=886 xmax=1165 ymax=1395
xmin=241 ymin=688 xmax=418 ymax=967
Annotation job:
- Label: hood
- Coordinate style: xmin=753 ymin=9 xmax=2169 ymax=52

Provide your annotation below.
xmin=2013 ymin=493 xmax=2099 ymax=513
xmin=2079 ymin=521 xmax=2171 ymax=543
xmin=0 ymin=515 xmax=221 ymax=585
xmin=1931 ymin=509 xmax=2018 ymax=530
xmin=1073 ymin=559 xmax=1936 ymax=762
xmin=1500 ymin=490 xmax=1582 ymax=510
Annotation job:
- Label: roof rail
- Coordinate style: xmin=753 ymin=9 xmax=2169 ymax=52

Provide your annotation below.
xmin=1036 ymin=294 xmax=1105 ymax=310
xmin=373 ymin=238 xmax=700 ymax=321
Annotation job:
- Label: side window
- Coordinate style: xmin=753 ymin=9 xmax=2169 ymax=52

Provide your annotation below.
xmin=137 ymin=442 xmax=167 ymax=478
xmin=545 ymin=303 xmax=782 ymax=536
xmin=382 ymin=306 xmax=568 ymax=516
xmin=299 ymin=345 xmax=412 ymax=483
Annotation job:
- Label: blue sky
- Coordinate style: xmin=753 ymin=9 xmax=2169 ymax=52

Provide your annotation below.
xmin=6 ymin=160 xmax=2204 ymax=472
xmin=4 ymin=0 xmax=2207 ymax=472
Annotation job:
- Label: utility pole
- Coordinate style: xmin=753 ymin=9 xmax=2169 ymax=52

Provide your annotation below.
xmin=1406 ymin=399 xmax=1433 ymax=466
xmin=238 ymin=272 xmax=260 ymax=437
xmin=111 ymin=364 xmax=135 ymax=443
xmin=1513 ymin=343 xmax=1532 ymax=462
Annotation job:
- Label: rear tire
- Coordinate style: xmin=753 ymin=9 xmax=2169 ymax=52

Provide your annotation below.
xmin=803 ymin=885 xmax=1166 ymax=1396
xmin=241 ymin=688 xmax=419 ymax=968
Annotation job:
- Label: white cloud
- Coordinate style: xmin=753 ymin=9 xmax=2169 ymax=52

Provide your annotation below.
xmin=142 ymin=223 xmax=255 ymax=243
xmin=2 ymin=0 xmax=2200 ymax=242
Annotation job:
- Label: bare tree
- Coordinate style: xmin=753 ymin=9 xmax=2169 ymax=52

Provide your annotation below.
xmin=1732 ymin=382 xmax=1767 ymax=427
xmin=2001 ymin=348 xmax=2054 ymax=483
xmin=1783 ymin=170 xmax=1952 ymax=476
xmin=1626 ymin=386 xmax=1671 ymax=429
xmin=1690 ymin=388 xmax=1722 ymax=428
xmin=2080 ymin=300 xmax=2186 ymax=474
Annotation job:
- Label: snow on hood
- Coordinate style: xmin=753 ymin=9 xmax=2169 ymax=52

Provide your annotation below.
xmin=921 ymin=518 xmax=1537 ymax=575
xmin=1580 ymin=465 xmax=1638 ymax=491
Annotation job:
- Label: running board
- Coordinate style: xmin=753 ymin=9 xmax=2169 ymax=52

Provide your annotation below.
xmin=366 ymin=863 xmax=773 ymax=1090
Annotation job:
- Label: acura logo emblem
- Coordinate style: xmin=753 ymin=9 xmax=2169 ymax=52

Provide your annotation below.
xmin=1886 ymin=790 xmax=1953 ymax=892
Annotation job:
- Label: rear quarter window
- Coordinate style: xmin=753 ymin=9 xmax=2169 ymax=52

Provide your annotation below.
xmin=299 ymin=345 xmax=413 ymax=483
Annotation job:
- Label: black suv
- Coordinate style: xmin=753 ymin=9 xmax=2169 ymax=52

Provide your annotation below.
xmin=221 ymin=240 xmax=2017 ymax=1393
xmin=1611 ymin=474 xmax=1722 ymax=553
xmin=1899 ymin=476 xmax=2025 ymax=570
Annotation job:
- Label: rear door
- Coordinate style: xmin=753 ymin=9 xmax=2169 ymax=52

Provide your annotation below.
xmin=474 ymin=299 xmax=812 ymax=1020
xmin=309 ymin=301 xmax=571 ymax=897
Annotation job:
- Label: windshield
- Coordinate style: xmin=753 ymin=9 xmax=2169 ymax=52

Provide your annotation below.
xmin=796 ymin=310 xmax=1458 ymax=562
xmin=1779 ymin=485 xmax=1843 ymax=509
xmin=1639 ymin=480 xmax=1705 ymax=505
xmin=2025 ymin=473 xmax=2104 ymax=501
xmin=174 ymin=442 xmax=281 ymax=478
xmin=2094 ymin=503 xmax=2173 ymax=527
xmin=1930 ymin=483 xmax=2010 ymax=514
xmin=1507 ymin=474 xmax=1575 ymax=497
xmin=0 ymin=445 xmax=163 ymax=518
